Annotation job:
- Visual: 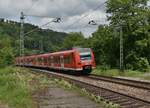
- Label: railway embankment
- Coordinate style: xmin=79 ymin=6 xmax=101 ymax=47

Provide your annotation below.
xmin=32 ymin=69 xmax=150 ymax=108
xmin=92 ymin=67 xmax=150 ymax=81
xmin=0 ymin=67 xmax=115 ymax=108
xmin=0 ymin=67 xmax=34 ymax=108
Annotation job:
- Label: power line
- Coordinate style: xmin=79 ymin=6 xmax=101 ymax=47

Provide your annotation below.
xmin=65 ymin=2 xmax=106 ymax=30
xmin=24 ymin=20 xmax=53 ymax=36
xmin=25 ymin=0 xmax=40 ymax=14
xmin=24 ymin=18 xmax=61 ymax=36
xmin=23 ymin=1 xmax=106 ymax=36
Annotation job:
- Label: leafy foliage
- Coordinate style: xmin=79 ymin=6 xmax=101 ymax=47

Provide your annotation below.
xmin=105 ymin=0 xmax=150 ymax=71
xmin=0 ymin=19 xmax=67 ymax=67
xmin=62 ymin=32 xmax=85 ymax=49
xmin=0 ymin=19 xmax=67 ymax=55
xmin=0 ymin=37 xmax=14 ymax=68
xmin=0 ymin=0 xmax=150 ymax=71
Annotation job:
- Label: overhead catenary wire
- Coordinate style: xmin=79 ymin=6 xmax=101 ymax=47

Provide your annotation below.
xmin=24 ymin=20 xmax=54 ymax=36
xmin=65 ymin=2 xmax=106 ymax=30
xmin=27 ymin=1 xmax=106 ymax=33
xmin=25 ymin=0 xmax=40 ymax=15
xmin=23 ymin=1 xmax=106 ymax=36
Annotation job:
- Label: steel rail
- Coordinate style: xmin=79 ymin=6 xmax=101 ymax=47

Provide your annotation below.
xmin=30 ymin=68 xmax=150 ymax=108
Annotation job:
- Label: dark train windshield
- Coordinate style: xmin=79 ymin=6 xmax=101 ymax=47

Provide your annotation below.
xmin=80 ymin=53 xmax=91 ymax=60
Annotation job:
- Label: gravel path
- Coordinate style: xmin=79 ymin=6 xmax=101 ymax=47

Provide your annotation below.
xmin=0 ymin=103 xmax=8 ymax=108
xmin=32 ymin=84 xmax=102 ymax=108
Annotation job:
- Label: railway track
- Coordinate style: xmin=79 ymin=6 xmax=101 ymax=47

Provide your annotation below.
xmin=88 ymin=74 xmax=150 ymax=90
xmin=31 ymin=69 xmax=150 ymax=108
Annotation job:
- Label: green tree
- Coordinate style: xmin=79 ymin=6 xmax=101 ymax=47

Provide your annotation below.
xmin=91 ymin=25 xmax=119 ymax=67
xmin=0 ymin=37 xmax=14 ymax=67
xmin=62 ymin=32 xmax=85 ymax=49
xmin=106 ymin=0 xmax=150 ymax=70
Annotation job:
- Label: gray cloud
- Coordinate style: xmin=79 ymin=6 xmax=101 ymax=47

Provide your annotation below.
xmin=0 ymin=0 xmax=107 ymax=37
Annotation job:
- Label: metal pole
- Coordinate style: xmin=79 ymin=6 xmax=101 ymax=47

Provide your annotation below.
xmin=120 ymin=26 xmax=124 ymax=72
xmin=20 ymin=12 xmax=25 ymax=66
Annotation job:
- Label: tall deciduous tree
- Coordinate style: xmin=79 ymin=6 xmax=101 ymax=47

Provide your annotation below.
xmin=62 ymin=32 xmax=85 ymax=49
xmin=106 ymin=0 xmax=150 ymax=70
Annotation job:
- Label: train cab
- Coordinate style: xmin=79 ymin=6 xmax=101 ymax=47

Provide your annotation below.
xmin=74 ymin=48 xmax=96 ymax=74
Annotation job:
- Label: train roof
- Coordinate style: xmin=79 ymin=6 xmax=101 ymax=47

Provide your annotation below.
xmin=16 ymin=49 xmax=76 ymax=59
xmin=16 ymin=48 xmax=92 ymax=59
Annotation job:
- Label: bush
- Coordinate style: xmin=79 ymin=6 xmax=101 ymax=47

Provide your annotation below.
xmin=135 ymin=58 xmax=149 ymax=72
xmin=0 ymin=47 xmax=14 ymax=68
xmin=0 ymin=67 xmax=33 ymax=108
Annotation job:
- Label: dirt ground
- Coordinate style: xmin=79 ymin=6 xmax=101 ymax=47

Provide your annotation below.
xmin=32 ymin=84 xmax=102 ymax=108
xmin=0 ymin=102 xmax=8 ymax=108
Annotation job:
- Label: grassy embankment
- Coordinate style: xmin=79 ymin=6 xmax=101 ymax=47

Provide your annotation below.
xmin=0 ymin=67 xmax=51 ymax=108
xmin=0 ymin=67 xmax=119 ymax=108
xmin=92 ymin=66 xmax=150 ymax=80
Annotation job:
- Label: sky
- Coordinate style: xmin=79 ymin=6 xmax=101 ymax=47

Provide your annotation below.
xmin=0 ymin=0 xmax=150 ymax=37
xmin=0 ymin=0 xmax=110 ymax=37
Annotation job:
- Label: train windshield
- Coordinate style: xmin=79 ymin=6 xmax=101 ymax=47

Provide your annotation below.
xmin=76 ymin=48 xmax=92 ymax=60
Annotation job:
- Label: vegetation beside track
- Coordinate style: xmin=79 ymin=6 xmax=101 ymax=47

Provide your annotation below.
xmin=0 ymin=67 xmax=33 ymax=108
xmin=0 ymin=67 xmax=53 ymax=108
xmin=0 ymin=67 xmax=118 ymax=108
xmin=0 ymin=0 xmax=150 ymax=72
xmin=92 ymin=66 xmax=150 ymax=80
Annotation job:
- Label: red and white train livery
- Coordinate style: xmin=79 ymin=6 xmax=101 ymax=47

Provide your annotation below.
xmin=15 ymin=48 xmax=96 ymax=74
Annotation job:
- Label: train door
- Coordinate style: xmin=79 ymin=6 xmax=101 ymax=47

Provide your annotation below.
xmin=60 ymin=56 xmax=64 ymax=68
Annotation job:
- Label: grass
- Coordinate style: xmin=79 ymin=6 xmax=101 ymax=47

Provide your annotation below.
xmin=0 ymin=67 xmax=53 ymax=108
xmin=0 ymin=67 xmax=34 ymax=108
xmin=92 ymin=66 xmax=150 ymax=80
xmin=54 ymin=78 xmax=120 ymax=108
xmin=0 ymin=66 xmax=121 ymax=108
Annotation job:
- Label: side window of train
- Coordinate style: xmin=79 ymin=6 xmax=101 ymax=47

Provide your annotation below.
xmin=55 ymin=56 xmax=60 ymax=64
xmin=53 ymin=56 xmax=56 ymax=63
xmin=58 ymin=56 xmax=60 ymax=64
xmin=48 ymin=57 xmax=51 ymax=64
xmin=44 ymin=58 xmax=47 ymax=64
xmin=64 ymin=55 xmax=72 ymax=64
xmin=64 ymin=56 xmax=67 ymax=64
xmin=38 ymin=58 xmax=42 ymax=63
xmin=51 ymin=56 xmax=53 ymax=63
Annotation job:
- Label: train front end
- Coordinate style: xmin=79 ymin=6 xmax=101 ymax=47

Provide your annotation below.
xmin=75 ymin=48 xmax=96 ymax=74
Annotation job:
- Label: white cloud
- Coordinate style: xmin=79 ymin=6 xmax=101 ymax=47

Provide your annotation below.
xmin=0 ymin=0 xmax=107 ymax=37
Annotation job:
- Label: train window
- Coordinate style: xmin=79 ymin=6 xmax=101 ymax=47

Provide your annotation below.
xmin=44 ymin=58 xmax=47 ymax=64
xmin=64 ymin=55 xmax=72 ymax=64
xmin=48 ymin=57 xmax=51 ymax=64
xmin=80 ymin=53 xmax=91 ymax=60
xmin=76 ymin=48 xmax=92 ymax=61
xmin=38 ymin=58 xmax=43 ymax=63
xmin=53 ymin=56 xmax=60 ymax=64
xmin=55 ymin=56 xmax=60 ymax=64
xmin=51 ymin=56 xmax=54 ymax=63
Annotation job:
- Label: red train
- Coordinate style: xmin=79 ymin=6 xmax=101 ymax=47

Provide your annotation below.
xmin=15 ymin=48 xmax=96 ymax=74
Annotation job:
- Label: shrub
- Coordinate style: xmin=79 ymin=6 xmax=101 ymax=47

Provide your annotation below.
xmin=135 ymin=57 xmax=149 ymax=72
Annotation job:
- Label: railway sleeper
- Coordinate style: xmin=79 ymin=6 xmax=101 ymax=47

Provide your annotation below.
xmin=99 ymin=92 xmax=113 ymax=96
xmin=101 ymin=94 xmax=115 ymax=98
xmin=119 ymin=100 xmax=138 ymax=106
xmin=105 ymin=96 xmax=124 ymax=101
xmin=122 ymin=103 xmax=146 ymax=108
xmin=103 ymin=95 xmax=119 ymax=100
xmin=111 ymin=98 xmax=129 ymax=104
